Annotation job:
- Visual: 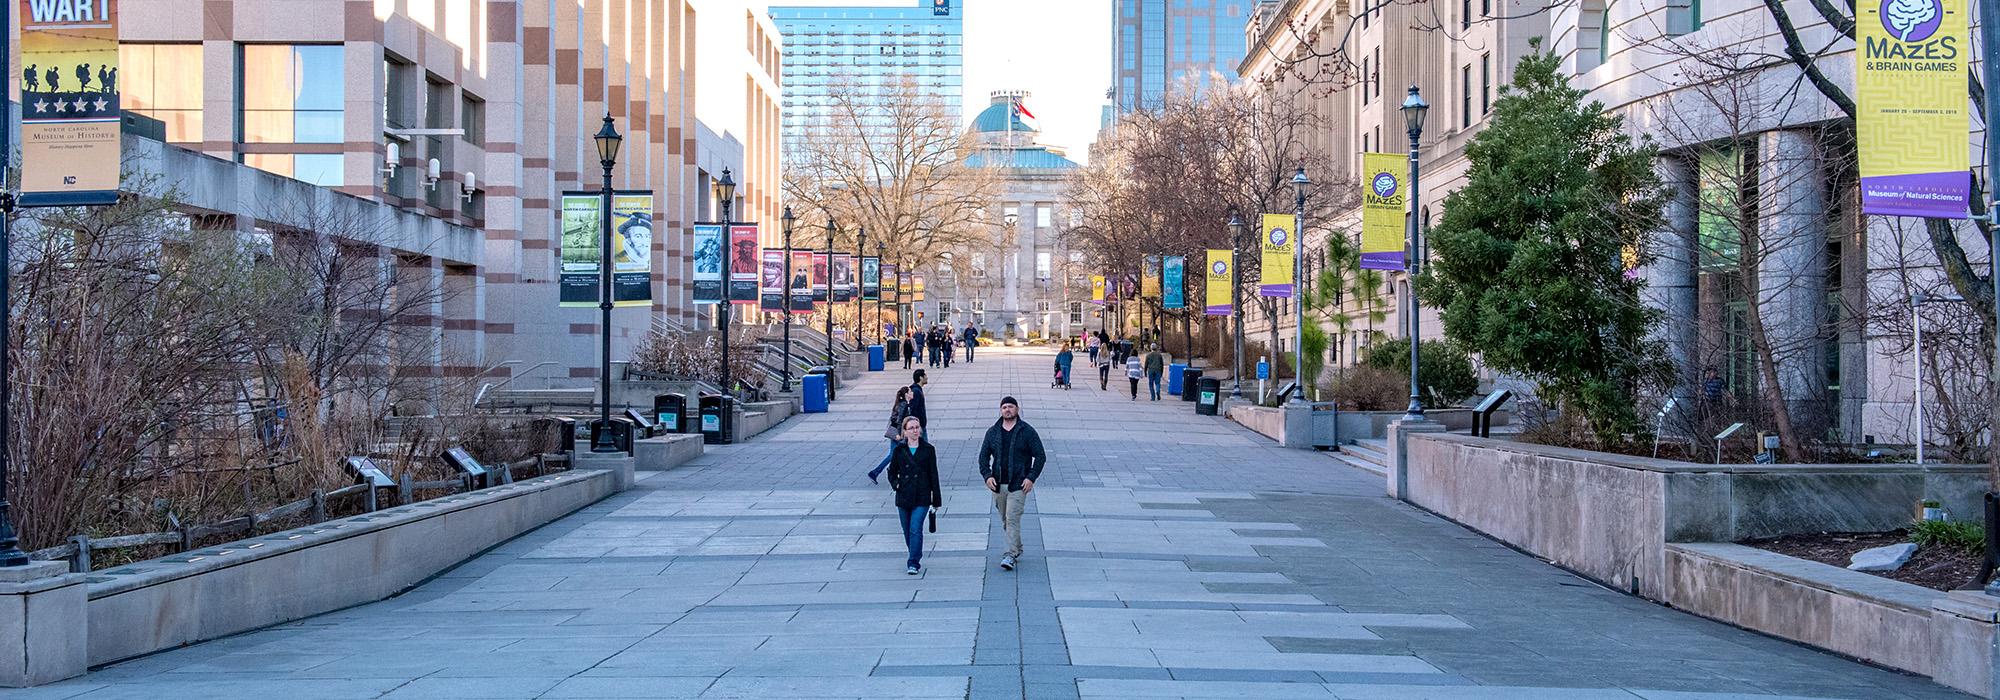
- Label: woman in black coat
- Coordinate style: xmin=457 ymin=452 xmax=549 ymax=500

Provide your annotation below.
xmin=887 ymin=415 xmax=942 ymax=574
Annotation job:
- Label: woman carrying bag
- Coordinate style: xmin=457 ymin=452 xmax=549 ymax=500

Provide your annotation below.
xmin=867 ymin=387 xmax=911 ymax=484
xmin=886 ymin=415 xmax=942 ymax=575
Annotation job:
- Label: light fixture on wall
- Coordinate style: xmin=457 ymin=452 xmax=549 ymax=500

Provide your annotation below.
xmin=425 ymin=158 xmax=442 ymax=191
xmin=381 ymin=142 xmax=400 ymax=180
xmin=460 ymin=172 xmax=478 ymax=202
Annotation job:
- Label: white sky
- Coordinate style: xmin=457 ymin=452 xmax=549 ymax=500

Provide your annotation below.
xmin=702 ymin=0 xmax=1114 ymax=164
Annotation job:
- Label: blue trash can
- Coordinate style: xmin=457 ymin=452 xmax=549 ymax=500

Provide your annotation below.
xmin=802 ymin=374 xmax=829 ymax=413
xmin=1167 ymin=363 xmax=1188 ymax=396
xmin=867 ymin=344 xmax=885 ymax=371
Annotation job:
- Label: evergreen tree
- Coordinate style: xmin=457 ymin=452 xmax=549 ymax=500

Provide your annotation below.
xmin=1416 ymin=46 xmax=1672 ymax=444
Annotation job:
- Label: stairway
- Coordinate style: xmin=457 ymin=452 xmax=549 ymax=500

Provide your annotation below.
xmin=1329 ymin=437 xmax=1390 ymax=477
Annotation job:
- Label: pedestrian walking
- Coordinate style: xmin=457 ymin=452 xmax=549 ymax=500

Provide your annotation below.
xmin=927 ymin=328 xmax=943 ymax=367
xmin=902 ymin=332 xmax=916 ymax=369
xmin=962 ymin=322 xmax=979 ymax=362
xmin=907 ymin=369 xmax=929 ymax=439
xmin=912 ymin=330 xmax=927 ymax=368
xmin=1125 ymin=352 xmax=1143 ymax=400
xmin=1144 ymin=345 xmax=1165 ymax=401
xmin=867 ymin=387 xmax=912 ymax=483
xmin=887 ymin=415 xmax=942 ymax=575
xmin=1097 ymin=350 xmax=1112 ymax=391
xmin=1053 ymin=343 xmax=1074 ymax=389
xmin=941 ymin=332 xmax=954 ymax=369
xmin=979 ymin=396 xmax=1045 ymax=571
xmin=1086 ymin=332 xmax=1102 ymax=364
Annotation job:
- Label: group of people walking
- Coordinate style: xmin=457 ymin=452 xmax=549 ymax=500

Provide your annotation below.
xmin=1059 ymin=331 xmax=1166 ymax=400
xmin=899 ymin=322 xmax=981 ymax=371
xmin=867 ymin=369 xmax=1047 ymax=575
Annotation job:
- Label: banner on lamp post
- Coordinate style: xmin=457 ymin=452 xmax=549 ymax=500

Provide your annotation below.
xmin=693 ymin=224 xmax=723 ymax=304
xmin=729 ymin=225 xmax=761 ymax=303
xmin=1204 ymin=250 xmax=1232 ymax=315
xmin=1857 ymin=0 xmax=1970 ymax=217
xmin=1142 ymin=256 xmax=1162 ymax=298
xmin=913 ymin=274 xmax=926 ymax=302
xmin=18 ymin=0 xmax=123 ymax=207
xmin=558 ymin=192 xmax=653 ymax=308
xmin=791 ymin=250 xmax=815 ymax=313
xmin=1258 ymin=214 xmax=1295 ymax=297
xmin=861 ymin=257 xmax=881 ymax=300
xmin=759 ymin=249 xmax=785 ymax=313
xmin=1090 ymin=275 xmax=1105 ymax=304
xmin=1163 ymin=256 xmax=1185 ymax=309
xmin=832 ymin=253 xmax=854 ymax=303
xmin=1361 ymin=153 xmax=1408 ymax=271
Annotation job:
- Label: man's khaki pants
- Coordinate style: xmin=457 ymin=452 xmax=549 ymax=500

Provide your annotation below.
xmin=992 ymin=487 xmax=1029 ymax=559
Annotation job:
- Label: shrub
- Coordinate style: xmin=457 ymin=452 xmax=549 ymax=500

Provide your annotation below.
xmin=1330 ymin=365 xmax=1410 ymax=411
xmin=1912 ymin=519 xmax=1985 ymax=556
xmin=1361 ymin=338 xmax=1480 ymax=406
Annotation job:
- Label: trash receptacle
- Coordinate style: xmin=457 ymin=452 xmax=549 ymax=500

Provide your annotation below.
xmin=1167 ymin=363 xmax=1188 ymax=396
xmin=698 ymin=393 xmax=734 ymax=445
xmin=806 ymin=366 xmax=837 ymax=402
xmin=885 ymin=340 xmax=901 ymax=362
xmin=1181 ymin=367 xmax=1204 ymax=402
xmin=1195 ymin=377 xmax=1222 ymax=416
xmin=868 ymin=344 xmax=885 ymax=372
xmin=1310 ymin=402 xmax=1338 ymax=449
xmin=587 ymin=416 xmax=635 ymax=453
xmin=654 ymin=393 xmax=688 ymax=433
xmin=802 ymin=374 xmax=829 ymax=413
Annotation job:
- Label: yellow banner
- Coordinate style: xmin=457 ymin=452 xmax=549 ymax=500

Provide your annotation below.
xmin=1361 ymin=152 xmax=1407 ymax=271
xmin=1142 ymin=256 xmax=1162 ymax=298
xmin=1090 ymin=275 xmax=1105 ymax=303
xmin=20 ymin=0 xmax=123 ymax=206
xmin=913 ymin=274 xmax=926 ymax=302
xmin=1204 ymin=250 xmax=1232 ymax=315
xmin=1856 ymin=0 xmax=1969 ymax=217
xmin=1259 ymin=214 xmax=1296 ymax=297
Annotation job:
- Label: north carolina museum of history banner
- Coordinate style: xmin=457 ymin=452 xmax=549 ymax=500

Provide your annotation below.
xmin=20 ymin=0 xmax=123 ymax=207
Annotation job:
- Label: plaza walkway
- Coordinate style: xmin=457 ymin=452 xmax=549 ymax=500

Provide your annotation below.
xmin=14 ymin=347 xmax=1967 ymax=699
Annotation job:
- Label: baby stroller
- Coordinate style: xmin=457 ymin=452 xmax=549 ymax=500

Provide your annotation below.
xmin=1052 ymin=362 xmax=1072 ymax=389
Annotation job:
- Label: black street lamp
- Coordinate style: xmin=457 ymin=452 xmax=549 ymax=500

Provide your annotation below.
xmin=1400 ymin=86 xmax=1430 ymax=421
xmin=1228 ymin=208 xmax=1246 ymax=399
xmin=1291 ymin=167 xmax=1311 ymax=404
xmin=0 ymin=5 xmax=23 ymax=564
xmin=589 ymin=115 xmax=624 ymax=453
xmin=781 ymin=206 xmax=797 ymax=392
xmin=714 ymin=169 xmax=737 ymax=400
xmin=855 ymin=226 xmax=868 ymax=346
xmin=824 ymin=217 xmax=836 ymax=365
xmin=875 ymin=241 xmax=885 ymax=343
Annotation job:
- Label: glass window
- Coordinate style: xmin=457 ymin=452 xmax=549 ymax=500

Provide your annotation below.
xmin=1036 ymin=251 xmax=1051 ymax=281
xmin=1481 ymin=54 xmax=1491 ymax=114
xmin=1461 ymin=65 xmax=1471 ymax=128
xmin=242 ymin=44 xmax=344 ymax=144
xmin=460 ymin=93 xmax=484 ymax=145
xmin=243 ymin=153 xmax=343 ymax=187
xmin=121 ymin=44 xmax=204 ymax=143
xmin=1036 ymin=204 xmax=1052 ymax=228
xmin=384 ymin=56 xmax=412 ymax=129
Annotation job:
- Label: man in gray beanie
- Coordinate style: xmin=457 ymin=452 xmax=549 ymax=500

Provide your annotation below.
xmin=979 ymin=396 xmax=1046 ymax=571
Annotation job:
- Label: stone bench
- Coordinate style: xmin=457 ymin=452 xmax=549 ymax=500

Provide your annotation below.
xmin=635 ymin=433 xmax=704 ymax=471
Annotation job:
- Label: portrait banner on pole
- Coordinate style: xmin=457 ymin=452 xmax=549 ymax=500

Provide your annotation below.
xmin=832 ymin=254 xmax=854 ymax=303
xmin=729 ymin=225 xmax=761 ymax=303
xmin=1163 ymin=256 xmax=1185 ymax=309
xmin=693 ymin=224 xmax=723 ymax=304
xmin=1204 ymin=250 xmax=1232 ymax=315
xmin=760 ymin=249 xmax=785 ymax=313
xmin=19 ymin=0 xmax=123 ymax=207
xmin=811 ymin=252 xmax=830 ymax=303
xmin=1142 ymin=256 xmax=1162 ymax=298
xmin=861 ymin=257 xmax=881 ymax=300
xmin=791 ymin=250 xmax=815 ymax=313
xmin=1258 ymin=214 xmax=1295 ymax=297
xmin=557 ymin=192 xmax=652 ymax=307
xmin=1361 ymin=152 xmax=1408 ymax=271
xmin=1857 ymin=0 xmax=1970 ymax=217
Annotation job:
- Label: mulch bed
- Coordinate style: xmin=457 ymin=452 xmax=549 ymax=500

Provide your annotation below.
xmin=1742 ymin=530 xmax=1983 ymax=591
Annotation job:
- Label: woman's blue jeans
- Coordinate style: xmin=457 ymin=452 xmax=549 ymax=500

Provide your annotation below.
xmin=868 ymin=438 xmax=896 ymax=479
xmin=898 ymin=505 xmax=929 ymax=568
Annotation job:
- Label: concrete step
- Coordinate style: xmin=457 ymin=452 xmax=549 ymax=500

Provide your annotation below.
xmin=1328 ymin=450 xmax=1387 ymax=477
xmin=1341 ymin=438 xmax=1390 ymax=467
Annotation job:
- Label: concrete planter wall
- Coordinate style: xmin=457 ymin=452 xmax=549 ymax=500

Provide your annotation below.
xmin=83 ymin=469 xmax=619 ymax=667
xmin=1336 ymin=409 xmax=1503 ymax=441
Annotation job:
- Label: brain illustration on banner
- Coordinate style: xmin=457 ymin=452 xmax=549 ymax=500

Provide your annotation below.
xmin=1886 ymin=0 xmax=1939 ymax=40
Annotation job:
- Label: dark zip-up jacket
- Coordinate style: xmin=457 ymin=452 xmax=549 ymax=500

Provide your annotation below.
xmin=978 ymin=419 xmax=1046 ymax=491
xmin=907 ymin=384 xmax=928 ymax=427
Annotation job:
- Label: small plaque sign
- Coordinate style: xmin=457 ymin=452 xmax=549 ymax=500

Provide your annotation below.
xmin=443 ymin=447 xmax=487 ymax=479
xmin=343 ymin=456 xmax=395 ymax=488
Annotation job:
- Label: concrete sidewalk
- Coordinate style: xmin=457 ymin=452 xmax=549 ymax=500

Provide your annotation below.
xmin=21 ymin=347 xmax=1966 ymax=699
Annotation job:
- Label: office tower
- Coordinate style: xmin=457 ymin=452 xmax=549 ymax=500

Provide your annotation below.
xmin=1113 ymin=0 xmax=1259 ymax=112
xmin=768 ymin=0 xmax=964 ymax=153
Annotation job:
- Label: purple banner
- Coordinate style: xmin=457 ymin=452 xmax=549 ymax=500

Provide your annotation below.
xmin=1861 ymin=172 xmax=1970 ymax=219
xmin=1360 ymin=251 xmax=1405 ymax=272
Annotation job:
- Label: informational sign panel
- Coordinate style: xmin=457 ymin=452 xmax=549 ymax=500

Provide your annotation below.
xmin=1163 ymin=256 xmax=1185 ymax=309
xmin=1204 ymin=249 xmax=1232 ymax=315
xmin=729 ymin=225 xmax=760 ymax=303
xmin=1857 ymin=0 xmax=1970 ymax=217
xmin=692 ymin=224 xmax=723 ymax=304
xmin=1361 ymin=153 xmax=1408 ymax=271
xmin=19 ymin=0 xmax=122 ymax=207
xmin=861 ymin=256 xmax=881 ymax=300
xmin=1259 ymin=214 xmax=1296 ymax=298
xmin=559 ymin=192 xmax=653 ymax=307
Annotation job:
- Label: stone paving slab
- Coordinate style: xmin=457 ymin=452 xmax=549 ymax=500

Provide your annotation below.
xmin=29 ymin=348 xmax=1974 ymax=699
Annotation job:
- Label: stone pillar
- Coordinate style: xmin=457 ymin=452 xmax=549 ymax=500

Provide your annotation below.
xmin=1754 ymin=129 xmax=1829 ymax=424
xmin=1386 ymin=419 xmax=1447 ymax=499
xmin=1644 ymin=155 xmax=1700 ymax=399
xmin=1933 ymin=591 xmax=2000 ymax=698
xmin=0 ymin=561 xmax=87 ymax=687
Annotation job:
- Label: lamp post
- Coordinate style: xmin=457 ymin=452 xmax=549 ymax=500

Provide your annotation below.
xmin=0 ymin=2 xmax=25 ymax=567
xmin=1399 ymin=86 xmax=1430 ymax=421
xmin=714 ymin=170 xmax=737 ymax=400
xmin=589 ymin=115 xmax=624 ymax=453
xmin=824 ymin=218 xmax=837 ymax=365
xmin=1290 ymin=167 xmax=1311 ymax=404
xmin=780 ymin=207 xmax=797 ymax=392
xmin=855 ymin=225 xmax=867 ymax=346
xmin=1228 ymin=208 xmax=1246 ymax=399
xmin=875 ymin=241 xmax=886 ymax=342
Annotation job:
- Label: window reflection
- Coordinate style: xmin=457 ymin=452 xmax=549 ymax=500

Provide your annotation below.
xmin=241 ymin=44 xmax=344 ymax=144
xmin=242 ymin=153 xmax=343 ymax=187
xmin=121 ymin=44 xmax=203 ymax=143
